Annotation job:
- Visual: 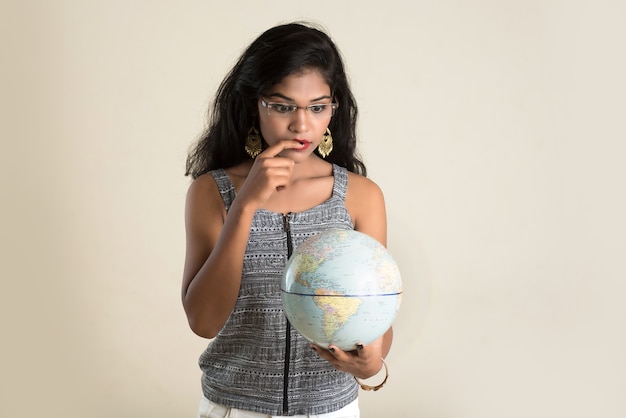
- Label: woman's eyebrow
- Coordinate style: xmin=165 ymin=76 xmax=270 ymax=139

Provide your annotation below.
xmin=266 ymin=93 xmax=332 ymax=102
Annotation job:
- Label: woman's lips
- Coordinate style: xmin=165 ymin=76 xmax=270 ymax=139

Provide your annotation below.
xmin=294 ymin=139 xmax=311 ymax=150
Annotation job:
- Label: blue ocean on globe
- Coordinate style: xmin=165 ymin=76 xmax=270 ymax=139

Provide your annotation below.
xmin=281 ymin=229 xmax=402 ymax=351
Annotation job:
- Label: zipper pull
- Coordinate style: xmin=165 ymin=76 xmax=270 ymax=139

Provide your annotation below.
xmin=283 ymin=212 xmax=290 ymax=231
xmin=283 ymin=212 xmax=293 ymax=257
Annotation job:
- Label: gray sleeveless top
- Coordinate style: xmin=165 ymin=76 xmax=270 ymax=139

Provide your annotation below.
xmin=199 ymin=164 xmax=359 ymax=416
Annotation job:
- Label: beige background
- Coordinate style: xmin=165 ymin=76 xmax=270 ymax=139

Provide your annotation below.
xmin=2 ymin=1 xmax=625 ymax=417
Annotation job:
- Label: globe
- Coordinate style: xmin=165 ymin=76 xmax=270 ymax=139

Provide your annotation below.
xmin=281 ymin=229 xmax=402 ymax=351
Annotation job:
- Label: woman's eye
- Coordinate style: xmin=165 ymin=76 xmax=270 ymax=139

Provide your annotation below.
xmin=309 ymin=105 xmax=327 ymax=114
xmin=272 ymin=104 xmax=293 ymax=113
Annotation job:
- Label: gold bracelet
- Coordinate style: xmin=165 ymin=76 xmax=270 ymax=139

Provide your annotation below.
xmin=354 ymin=358 xmax=388 ymax=391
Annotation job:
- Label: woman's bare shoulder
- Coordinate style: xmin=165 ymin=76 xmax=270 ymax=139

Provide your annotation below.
xmin=345 ymin=171 xmax=384 ymax=200
xmin=187 ymin=172 xmax=218 ymax=197
xmin=185 ymin=173 xmax=226 ymax=220
xmin=345 ymin=171 xmax=387 ymax=245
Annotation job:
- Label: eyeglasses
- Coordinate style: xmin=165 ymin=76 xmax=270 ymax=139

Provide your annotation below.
xmin=259 ymin=98 xmax=338 ymax=119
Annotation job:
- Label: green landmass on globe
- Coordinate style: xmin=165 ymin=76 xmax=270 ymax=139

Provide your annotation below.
xmin=313 ymin=291 xmax=362 ymax=341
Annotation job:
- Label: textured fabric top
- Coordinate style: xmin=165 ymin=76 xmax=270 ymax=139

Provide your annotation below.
xmin=199 ymin=164 xmax=359 ymax=416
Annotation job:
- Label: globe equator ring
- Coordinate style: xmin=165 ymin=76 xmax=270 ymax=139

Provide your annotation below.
xmin=280 ymin=289 xmax=402 ymax=298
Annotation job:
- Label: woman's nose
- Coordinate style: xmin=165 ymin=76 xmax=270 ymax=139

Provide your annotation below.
xmin=289 ymin=108 xmax=310 ymax=132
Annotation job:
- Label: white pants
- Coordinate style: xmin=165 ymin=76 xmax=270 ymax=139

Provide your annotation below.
xmin=198 ymin=396 xmax=360 ymax=418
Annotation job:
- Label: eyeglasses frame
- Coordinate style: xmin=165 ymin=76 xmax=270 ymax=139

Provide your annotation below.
xmin=259 ymin=97 xmax=338 ymax=118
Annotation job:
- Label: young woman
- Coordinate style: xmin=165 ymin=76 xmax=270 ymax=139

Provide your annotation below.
xmin=183 ymin=22 xmax=392 ymax=418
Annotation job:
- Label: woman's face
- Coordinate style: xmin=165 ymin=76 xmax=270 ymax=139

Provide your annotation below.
xmin=257 ymin=69 xmax=334 ymax=162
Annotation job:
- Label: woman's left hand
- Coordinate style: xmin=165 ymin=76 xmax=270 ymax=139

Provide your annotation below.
xmin=311 ymin=335 xmax=385 ymax=379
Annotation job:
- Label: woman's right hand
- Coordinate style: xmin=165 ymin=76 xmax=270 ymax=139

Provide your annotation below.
xmin=235 ymin=140 xmax=304 ymax=209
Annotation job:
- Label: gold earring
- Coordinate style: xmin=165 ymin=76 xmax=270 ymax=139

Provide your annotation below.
xmin=318 ymin=128 xmax=333 ymax=158
xmin=245 ymin=127 xmax=262 ymax=158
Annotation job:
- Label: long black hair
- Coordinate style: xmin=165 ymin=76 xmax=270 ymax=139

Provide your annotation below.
xmin=185 ymin=22 xmax=366 ymax=179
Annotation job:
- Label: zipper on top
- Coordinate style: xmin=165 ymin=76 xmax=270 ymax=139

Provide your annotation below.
xmin=282 ymin=212 xmax=293 ymax=415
